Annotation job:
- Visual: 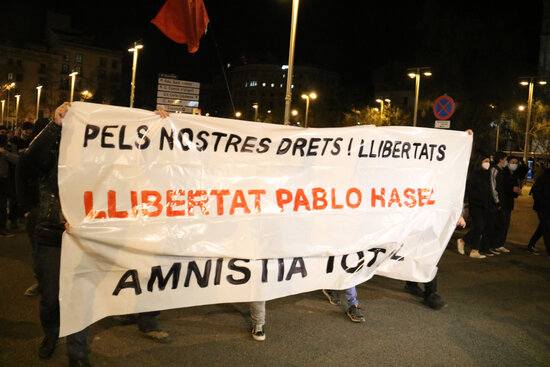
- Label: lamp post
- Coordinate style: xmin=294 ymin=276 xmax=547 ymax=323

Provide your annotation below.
xmin=252 ymin=103 xmax=259 ymax=122
xmin=5 ymin=82 xmax=15 ymax=126
xmin=301 ymin=92 xmax=316 ymax=127
xmin=407 ymin=67 xmax=431 ymax=126
xmin=69 ymin=71 xmax=78 ymax=103
xmin=128 ymin=42 xmax=143 ymax=108
xmin=283 ymin=0 xmax=300 ymax=125
xmin=0 ymin=100 xmax=4 ymax=125
xmin=36 ymin=85 xmax=42 ymax=121
xmin=519 ymin=76 xmax=547 ymax=162
xmin=375 ymin=98 xmax=391 ymax=120
xmin=14 ymin=94 xmax=20 ymax=126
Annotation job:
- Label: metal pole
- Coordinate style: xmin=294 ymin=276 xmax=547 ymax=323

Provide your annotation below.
xmin=1 ymin=100 xmax=4 ymax=125
xmin=70 ymin=72 xmax=77 ymax=103
xmin=130 ymin=48 xmax=139 ymax=108
xmin=14 ymin=95 xmax=20 ymax=126
xmin=6 ymin=89 xmax=11 ymax=128
xmin=413 ymin=69 xmax=420 ymax=127
xmin=304 ymin=96 xmax=310 ymax=127
xmin=523 ymin=80 xmax=534 ymax=162
xmin=283 ymin=0 xmax=300 ymax=125
xmin=36 ymin=86 xmax=42 ymax=121
xmin=496 ymin=123 xmax=500 ymax=151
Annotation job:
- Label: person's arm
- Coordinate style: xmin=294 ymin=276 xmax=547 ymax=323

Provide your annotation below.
xmin=490 ymin=167 xmax=499 ymax=205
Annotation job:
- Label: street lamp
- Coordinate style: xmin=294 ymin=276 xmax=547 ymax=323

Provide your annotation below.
xmin=80 ymin=90 xmax=92 ymax=101
xmin=252 ymin=103 xmax=259 ymax=122
xmin=0 ymin=100 xmax=4 ymax=125
xmin=128 ymin=42 xmax=143 ymax=108
xmin=283 ymin=0 xmax=300 ymax=125
xmin=519 ymin=76 xmax=546 ymax=162
xmin=14 ymin=94 xmax=20 ymax=126
xmin=301 ymin=92 xmax=317 ymax=127
xmin=375 ymin=98 xmax=391 ymax=119
xmin=235 ymin=111 xmax=242 ymax=118
xmin=36 ymin=85 xmax=42 ymax=121
xmin=5 ymin=82 xmax=15 ymax=126
xmin=407 ymin=67 xmax=431 ymax=126
xmin=69 ymin=71 xmax=78 ymax=103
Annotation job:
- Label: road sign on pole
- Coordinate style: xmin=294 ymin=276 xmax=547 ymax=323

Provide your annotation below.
xmin=433 ymin=95 xmax=455 ymax=120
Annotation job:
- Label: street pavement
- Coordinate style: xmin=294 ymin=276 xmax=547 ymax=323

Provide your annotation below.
xmin=1 ymin=183 xmax=549 ymax=367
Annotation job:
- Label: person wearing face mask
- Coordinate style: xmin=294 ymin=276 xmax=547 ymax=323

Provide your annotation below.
xmin=497 ymin=156 xmax=521 ymax=251
xmin=483 ymin=151 xmax=510 ymax=256
xmin=457 ymin=153 xmax=492 ymax=259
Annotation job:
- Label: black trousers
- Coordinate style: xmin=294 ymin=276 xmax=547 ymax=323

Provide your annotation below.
xmin=536 ymin=210 xmax=550 ymax=254
xmin=464 ymin=205 xmax=489 ymax=250
xmin=406 ymin=276 xmax=438 ymax=296
xmin=483 ymin=207 xmax=506 ymax=251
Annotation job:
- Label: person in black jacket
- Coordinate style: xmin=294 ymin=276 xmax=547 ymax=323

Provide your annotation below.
xmin=457 ymin=153 xmax=492 ymax=259
xmin=531 ymin=165 xmax=550 ymax=257
xmin=23 ymin=103 xmax=91 ymax=366
xmin=495 ymin=155 xmax=521 ymax=252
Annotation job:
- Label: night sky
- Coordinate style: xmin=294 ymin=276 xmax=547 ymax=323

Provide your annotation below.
xmin=0 ymin=0 xmax=544 ymax=116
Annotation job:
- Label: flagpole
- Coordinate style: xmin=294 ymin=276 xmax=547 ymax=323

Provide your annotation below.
xmin=283 ymin=0 xmax=299 ymax=125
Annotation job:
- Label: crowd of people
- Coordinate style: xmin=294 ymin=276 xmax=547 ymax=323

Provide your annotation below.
xmin=1 ymin=103 xmax=549 ymax=366
xmin=457 ymin=152 xmax=550 ymax=259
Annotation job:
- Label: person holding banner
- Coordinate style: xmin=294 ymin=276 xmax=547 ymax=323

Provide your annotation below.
xmin=23 ymin=102 xmax=90 ymax=366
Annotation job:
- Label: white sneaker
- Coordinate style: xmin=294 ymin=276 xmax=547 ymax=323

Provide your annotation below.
xmin=251 ymin=324 xmax=265 ymax=341
xmin=496 ymin=246 xmax=510 ymax=253
xmin=457 ymin=238 xmax=465 ymax=255
xmin=470 ymin=250 xmax=486 ymax=259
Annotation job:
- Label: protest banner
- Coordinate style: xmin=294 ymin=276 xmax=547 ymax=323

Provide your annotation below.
xmin=58 ymin=102 xmax=471 ymax=335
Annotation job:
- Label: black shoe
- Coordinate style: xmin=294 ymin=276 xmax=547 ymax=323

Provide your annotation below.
xmin=38 ymin=334 xmax=58 ymax=359
xmin=404 ymin=282 xmax=425 ymax=297
xmin=347 ymin=305 xmax=366 ymax=323
xmin=322 ymin=289 xmax=341 ymax=306
xmin=526 ymin=247 xmax=540 ymax=255
xmin=69 ymin=357 xmax=92 ymax=367
xmin=423 ymin=293 xmax=447 ymax=310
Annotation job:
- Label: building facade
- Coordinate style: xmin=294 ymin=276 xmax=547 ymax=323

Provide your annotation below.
xmin=202 ymin=63 xmax=341 ymax=126
xmin=0 ymin=12 xmax=122 ymax=127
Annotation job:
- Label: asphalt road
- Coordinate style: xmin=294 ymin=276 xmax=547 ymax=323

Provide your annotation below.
xmin=1 ymin=184 xmax=549 ymax=367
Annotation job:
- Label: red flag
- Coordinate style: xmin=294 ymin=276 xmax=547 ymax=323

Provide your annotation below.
xmin=151 ymin=0 xmax=210 ymax=53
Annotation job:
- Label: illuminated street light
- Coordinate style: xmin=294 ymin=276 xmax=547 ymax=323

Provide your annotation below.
xmin=14 ymin=94 xmax=20 ymax=126
xmin=301 ymin=92 xmax=317 ymax=127
xmin=69 ymin=71 xmax=78 ymax=103
xmin=235 ymin=111 xmax=242 ymax=118
xmin=80 ymin=90 xmax=93 ymax=101
xmin=375 ymin=98 xmax=391 ymax=119
xmin=518 ymin=105 xmax=526 ymax=111
xmin=283 ymin=0 xmax=300 ymax=125
xmin=252 ymin=103 xmax=259 ymax=122
xmin=5 ymin=82 xmax=15 ymax=126
xmin=36 ymin=85 xmax=42 ymax=121
xmin=519 ymin=76 xmax=546 ymax=162
xmin=407 ymin=67 xmax=431 ymax=126
xmin=128 ymin=42 xmax=144 ymax=108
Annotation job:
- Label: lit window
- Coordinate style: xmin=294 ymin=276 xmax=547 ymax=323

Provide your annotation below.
xmin=262 ymin=82 xmax=266 ymax=87
xmin=271 ymin=83 xmax=275 ymax=87
xmin=75 ymin=54 xmax=83 ymax=63
xmin=245 ymin=82 xmax=248 ymax=87
xmin=250 ymin=81 xmax=257 ymax=87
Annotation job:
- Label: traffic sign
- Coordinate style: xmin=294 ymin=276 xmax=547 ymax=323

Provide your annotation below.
xmin=433 ymin=95 xmax=455 ymax=120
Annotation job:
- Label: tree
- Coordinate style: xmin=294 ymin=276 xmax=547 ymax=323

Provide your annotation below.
xmin=340 ymin=105 xmax=412 ymax=127
xmin=508 ymin=100 xmax=550 ymax=156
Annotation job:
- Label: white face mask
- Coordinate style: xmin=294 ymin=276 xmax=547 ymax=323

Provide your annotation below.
xmin=482 ymin=162 xmax=490 ymax=170
xmin=509 ymin=163 xmax=518 ymax=171
xmin=502 ymin=161 xmax=508 ymax=168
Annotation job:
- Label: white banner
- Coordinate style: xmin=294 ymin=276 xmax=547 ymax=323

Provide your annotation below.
xmin=58 ymin=102 xmax=471 ymax=336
